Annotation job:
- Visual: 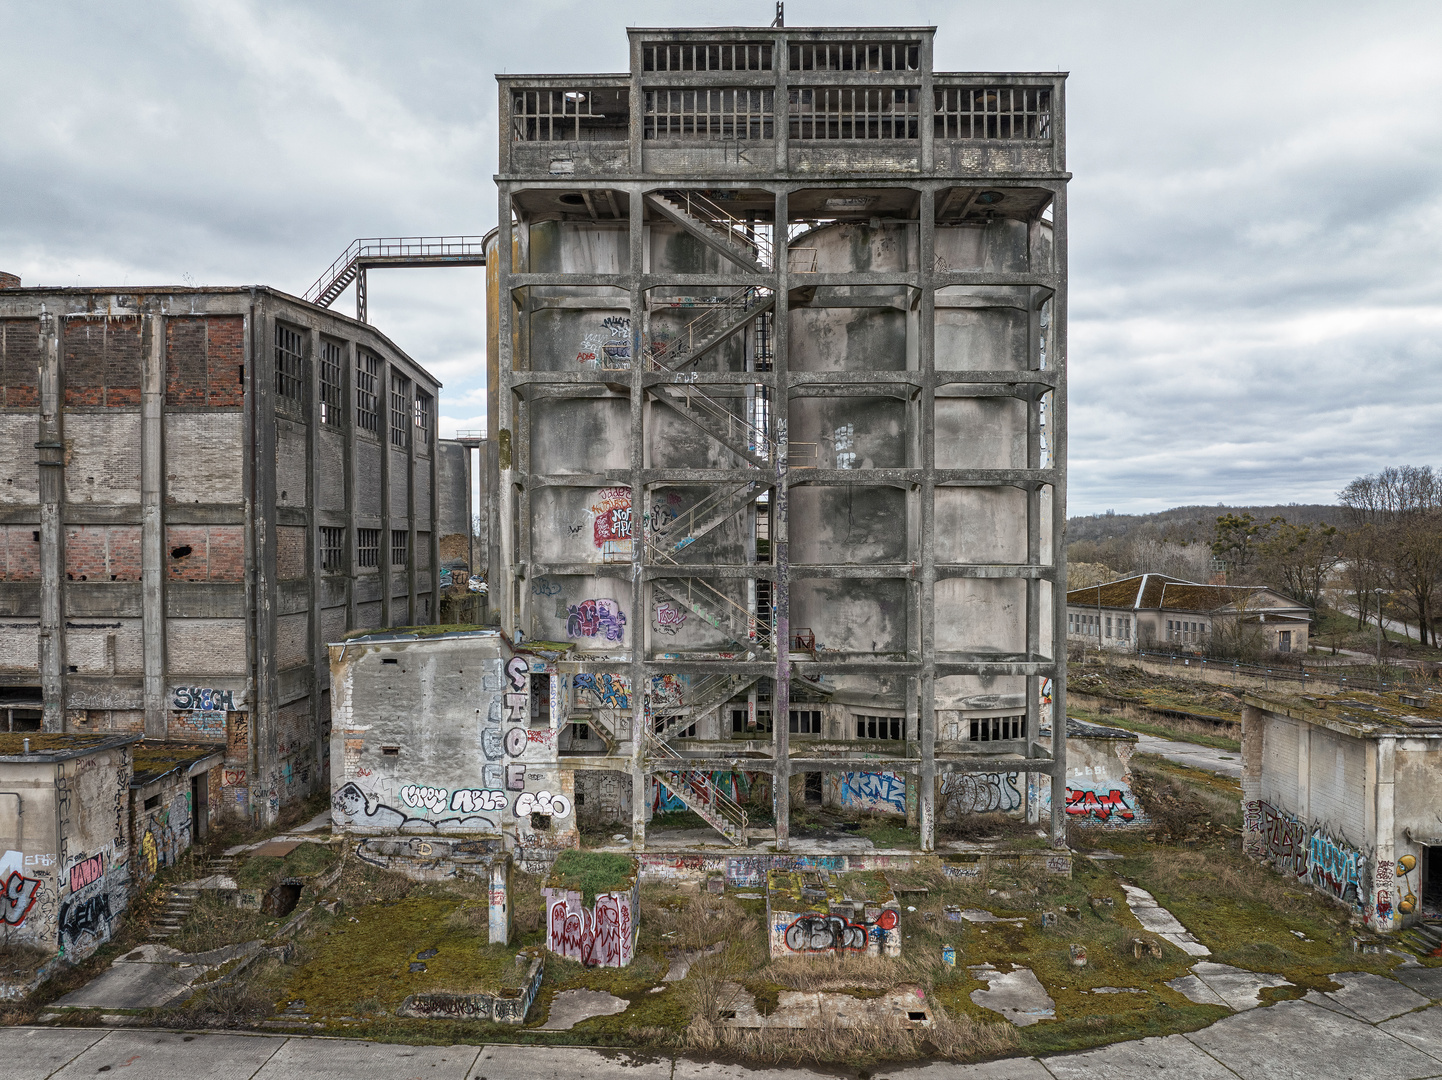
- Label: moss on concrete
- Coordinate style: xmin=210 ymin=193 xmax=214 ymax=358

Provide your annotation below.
xmin=546 ymin=851 xmax=637 ymax=906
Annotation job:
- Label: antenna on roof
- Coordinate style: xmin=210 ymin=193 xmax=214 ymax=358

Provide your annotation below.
xmin=772 ymin=2 xmax=784 ymax=27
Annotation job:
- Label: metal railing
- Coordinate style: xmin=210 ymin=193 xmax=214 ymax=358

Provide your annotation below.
xmin=303 ymin=236 xmax=488 ymax=307
xmin=656 ymin=190 xmax=773 ymax=267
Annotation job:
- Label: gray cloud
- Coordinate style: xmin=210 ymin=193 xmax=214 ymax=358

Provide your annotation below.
xmin=3 ymin=0 xmax=1439 ymax=514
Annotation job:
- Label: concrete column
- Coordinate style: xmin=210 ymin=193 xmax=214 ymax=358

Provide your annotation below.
xmin=1374 ymin=735 xmax=1396 ymax=931
xmin=918 ymin=186 xmax=936 ymax=852
xmin=772 ymin=186 xmax=791 ymax=850
xmin=496 ymin=184 xmax=517 ymax=639
xmin=307 ymin=328 xmax=324 ymax=793
xmin=342 ymin=339 xmax=357 ymax=630
xmin=141 ymin=312 xmax=167 ymax=739
xmin=407 ymin=377 xmax=418 ymax=627
xmin=252 ymin=305 xmax=280 ymax=825
xmin=379 ymin=359 xmax=392 ymax=627
xmin=628 ymin=184 xmax=647 ymax=850
xmin=36 ymin=308 xmax=66 ymax=732
xmin=1048 ymin=178 xmax=1070 ymax=848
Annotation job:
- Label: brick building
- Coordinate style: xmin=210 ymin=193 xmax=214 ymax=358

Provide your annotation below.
xmin=0 ymin=285 xmax=443 ymax=823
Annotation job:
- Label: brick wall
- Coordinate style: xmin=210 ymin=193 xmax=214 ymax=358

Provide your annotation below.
xmin=0 ymin=624 xmax=40 ymax=670
xmin=0 ymin=319 xmax=40 ymax=408
xmin=63 ymin=316 xmax=142 ymax=407
xmin=320 ymin=606 xmax=347 ymax=644
xmin=168 ymin=709 xmax=226 ymax=741
xmin=276 ymin=420 xmax=307 ymax=506
xmin=0 ymin=414 xmax=39 ymax=504
xmin=64 ymin=525 xmax=141 ymax=582
xmin=318 ymin=430 xmax=345 ymax=511
xmin=276 ymin=612 xmax=310 ymax=667
xmin=0 ymin=525 xmax=41 ymax=580
xmin=165 ymin=412 xmax=244 ymax=505
xmin=276 ymin=526 xmax=307 ymax=579
xmin=165 ymin=525 xmax=245 ymax=582
xmin=65 ymin=412 xmax=141 ymax=503
xmin=389 ymin=449 xmax=409 ymax=518
xmin=63 ymin=620 xmax=143 ymax=674
xmin=165 ymin=316 xmax=244 ymax=408
xmin=165 ymin=618 xmax=247 ymax=676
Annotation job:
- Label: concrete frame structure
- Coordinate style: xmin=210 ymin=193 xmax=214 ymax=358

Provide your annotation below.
xmin=0 ymin=286 xmax=442 ymax=824
xmin=491 ymin=24 xmax=1069 ymax=851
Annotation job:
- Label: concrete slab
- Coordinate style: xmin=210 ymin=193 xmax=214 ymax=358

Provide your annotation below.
xmin=675 ymin=1061 xmax=842 ymax=1080
xmin=537 ymin=988 xmax=629 ymax=1030
xmin=1186 ymin=998 xmax=1442 ymax=1080
xmin=253 ymin=1039 xmax=481 ymax=1079
xmin=1396 ymin=966 xmax=1442 ymax=1002
xmin=1325 ymin=971 xmax=1429 ymax=1023
xmin=888 ymin=1057 xmax=1053 ymax=1080
xmin=1380 ymin=1004 xmax=1442 ymax=1064
xmin=51 ymin=959 xmax=202 ymax=1009
xmin=1043 ymin=1032 xmax=1240 ymax=1079
xmin=1133 ymin=733 xmax=1242 ymax=778
xmin=1302 ymin=989 xmax=1368 ymax=1022
xmin=960 ymin=909 xmax=1026 ymax=924
xmin=474 ymin=1044 xmax=672 ymax=1080
xmin=1166 ymin=973 xmax=1229 ymax=1007
xmin=1120 ymin=885 xmax=1211 ymax=957
xmin=292 ymin=810 xmax=332 ymax=833
xmin=50 ymin=1030 xmax=285 ymax=1080
xmin=968 ymin=964 xmax=1055 ymax=1026
xmin=1187 ymin=962 xmax=1291 ymax=1011
xmin=0 ymin=1027 xmax=111 ymax=1080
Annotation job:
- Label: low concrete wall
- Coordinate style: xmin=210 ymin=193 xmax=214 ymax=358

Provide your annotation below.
xmin=543 ymin=880 xmax=640 ymax=968
xmin=397 ymin=956 xmax=543 ymax=1023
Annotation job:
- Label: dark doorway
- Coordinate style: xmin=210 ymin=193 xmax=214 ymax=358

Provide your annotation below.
xmin=192 ymin=773 xmax=209 ymax=842
xmin=1425 ymin=846 xmax=1442 ymax=916
xmin=804 ymin=772 xmax=823 ymax=804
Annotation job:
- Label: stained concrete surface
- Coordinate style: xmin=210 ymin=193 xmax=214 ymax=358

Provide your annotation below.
xmin=537 ymin=988 xmax=629 ymax=1030
xmin=721 ymin=984 xmax=930 ymax=1029
xmin=474 ymin=1043 xmax=671 ymax=1080
xmin=1120 ymin=884 xmax=1211 ymax=956
xmin=51 ymin=941 xmax=260 ymax=1010
xmin=968 ymin=963 xmax=1056 ymax=1026
xmin=1380 ymin=1004 xmax=1442 ymax=1063
xmin=1324 ymin=971 xmax=1430 ymax=1022
xmin=49 ymin=1030 xmax=284 ymax=1080
xmin=1166 ymin=962 xmax=1292 ymax=1011
xmin=2 ymin=1027 xmax=108 ymax=1080
xmin=1398 ymin=966 xmax=1442 ymax=1001
xmin=253 ymin=1038 xmax=478 ymax=1078
xmin=1042 ymin=1032 xmax=1242 ymax=1079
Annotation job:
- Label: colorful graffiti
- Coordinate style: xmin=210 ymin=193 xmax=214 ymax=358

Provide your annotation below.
xmin=567 ymin=598 xmax=627 ymax=641
xmin=1252 ymin=800 xmax=1310 ymax=878
xmin=1245 ymin=800 xmax=1372 ymax=918
xmin=834 ymin=771 xmax=907 ymax=815
xmin=589 ymin=488 xmax=632 ymax=547
xmin=574 ymin=671 xmax=631 ymax=710
xmin=653 ymin=771 xmax=748 ymax=813
xmin=68 ymin=853 xmax=104 ymax=893
xmin=576 ymin=315 xmax=632 ymax=369
xmin=1064 ymin=787 xmax=1137 ymax=823
xmin=332 ymin=781 xmax=499 ymax=833
xmin=1309 ymin=830 xmax=1367 ymax=910
xmin=171 ymin=686 xmax=236 ymax=710
xmin=548 ymin=891 xmax=635 ymax=967
xmin=1 ymin=857 xmax=40 ymax=928
xmin=514 ymin=790 xmax=572 ymax=818
xmin=782 ymin=908 xmax=899 ymax=954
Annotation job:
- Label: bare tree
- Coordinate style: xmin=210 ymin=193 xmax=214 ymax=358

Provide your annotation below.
xmin=1339 ymin=466 xmax=1442 ymax=647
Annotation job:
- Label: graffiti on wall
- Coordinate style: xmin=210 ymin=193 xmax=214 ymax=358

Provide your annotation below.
xmin=1064 ymin=786 xmax=1137 ymax=823
xmin=547 ymin=891 xmax=634 ymax=967
xmin=1253 ymin=800 xmax=1310 ymax=877
xmin=1 ymin=852 xmax=40 ymax=928
xmin=172 ymin=687 xmax=237 ymax=711
xmin=576 ymin=316 xmax=632 ymax=369
xmin=514 ymin=790 xmax=571 ymax=818
xmin=653 ymin=771 xmax=748 ymax=813
xmin=589 ymin=488 xmax=632 ymax=547
xmin=574 ymin=672 xmax=630 ymax=710
xmin=68 ymin=853 xmax=104 ymax=893
xmin=833 ymin=772 xmax=907 ymax=815
xmin=1246 ymin=800 xmax=1371 ymax=917
xmin=567 ymin=598 xmax=627 ymax=641
xmin=782 ymin=908 xmax=899 ymax=954
xmin=1309 ymin=829 xmax=1367 ymax=909
xmin=940 ymin=772 xmax=1023 ymax=815
xmin=332 ymin=781 xmax=500 ymax=833
xmin=654 ymin=601 xmax=687 ymax=635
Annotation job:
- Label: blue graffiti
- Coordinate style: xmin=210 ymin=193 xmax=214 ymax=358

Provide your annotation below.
xmin=836 ymin=771 xmax=907 ymax=815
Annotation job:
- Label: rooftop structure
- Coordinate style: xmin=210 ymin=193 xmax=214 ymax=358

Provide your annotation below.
xmin=488 ymin=22 xmax=1069 ymax=851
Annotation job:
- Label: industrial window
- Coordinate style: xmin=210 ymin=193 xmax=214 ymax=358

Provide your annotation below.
xmin=319 ymin=339 xmax=343 ymax=426
xmin=357 ymin=528 xmax=380 ymax=568
xmin=320 ymin=526 xmax=344 ymax=570
xmin=731 ymin=708 xmax=773 ymax=734
xmin=788 ymin=709 xmax=821 ymax=735
xmin=644 ymin=89 xmax=775 ymax=140
xmin=511 ymin=88 xmax=630 ymax=141
xmin=1105 ymin=616 xmax=1112 ymax=637
xmin=789 ymin=87 xmax=919 ymax=140
xmin=969 ymin=715 xmax=1024 ymax=742
xmin=356 ymin=352 xmax=379 ymax=433
xmin=389 ymin=374 xmax=410 ymax=448
xmin=856 ymin=715 xmax=903 ymax=740
xmin=414 ymin=390 xmax=432 ymax=443
xmin=934 ymin=87 xmax=1052 ymax=140
xmin=644 ymin=42 xmax=773 ymax=71
xmin=391 ymin=530 xmax=408 ymax=567
xmin=788 ymin=42 xmax=920 ymax=71
xmin=274 ymin=324 xmax=304 ymax=403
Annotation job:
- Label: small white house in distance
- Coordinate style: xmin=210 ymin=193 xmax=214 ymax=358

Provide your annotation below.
xmin=1066 ymin=574 xmax=1312 ymax=654
xmin=1241 ymin=689 xmax=1442 ymax=937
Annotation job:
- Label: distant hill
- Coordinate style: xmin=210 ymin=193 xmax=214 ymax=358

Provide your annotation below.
xmin=1067 ymin=504 xmax=1342 ymax=547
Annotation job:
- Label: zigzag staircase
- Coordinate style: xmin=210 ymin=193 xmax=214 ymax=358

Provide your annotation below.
xmin=647 ymin=730 xmax=749 ymax=846
xmin=645 ymin=191 xmax=772 ymax=273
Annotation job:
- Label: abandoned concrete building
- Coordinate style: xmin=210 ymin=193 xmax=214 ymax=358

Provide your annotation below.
xmin=0 ymin=285 xmax=446 ymax=823
xmin=1241 ymin=690 xmax=1442 ymax=939
xmin=1066 ymin=574 xmax=1312 ymax=654
xmin=484 ymin=23 xmax=1069 ymax=852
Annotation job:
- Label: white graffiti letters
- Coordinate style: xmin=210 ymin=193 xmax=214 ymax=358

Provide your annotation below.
xmin=399 ymin=785 xmax=449 ymax=814
xmin=514 ymin=790 xmax=572 ymax=819
xmin=449 ymin=789 xmax=508 ymax=814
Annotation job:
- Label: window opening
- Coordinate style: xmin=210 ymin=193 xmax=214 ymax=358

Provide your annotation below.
xmin=645 ymin=89 xmax=775 ymax=140
xmin=356 ymin=352 xmax=379 ymax=433
xmin=391 ymin=530 xmax=409 ymax=567
xmin=357 ymin=528 xmax=380 ymax=568
xmin=319 ymin=339 xmax=343 ymax=425
xmin=789 ymin=709 xmax=821 ymax=735
xmin=320 ymin=526 xmax=344 ymax=570
xmin=389 ymin=373 xmax=410 ymax=448
xmin=790 ymin=86 xmax=919 ymax=140
xmin=968 ymin=715 xmax=1024 ymax=742
xmin=934 ymin=87 xmax=1051 ymax=140
xmin=511 ymin=88 xmax=630 ymax=141
xmin=274 ymin=324 xmax=304 ymax=403
xmin=415 ymin=391 xmax=433 ymax=444
xmin=788 ymin=42 xmax=919 ymax=71
xmin=644 ymin=42 xmax=773 ymax=71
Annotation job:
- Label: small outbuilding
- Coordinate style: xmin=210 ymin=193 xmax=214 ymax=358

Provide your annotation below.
xmin=1241 ymin=689 xmax=1442 ymax=933
xmin=129 ymin=742 xmax=225 ymax=887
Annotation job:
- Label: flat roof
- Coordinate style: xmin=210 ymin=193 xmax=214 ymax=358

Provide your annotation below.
xmin=0 ymin=733 xmax=140 ymax=764
xmin=131 ymin=741 xmax=225 ymax=787
xmin=1245 ymin=689 xmax=1442 ymax=738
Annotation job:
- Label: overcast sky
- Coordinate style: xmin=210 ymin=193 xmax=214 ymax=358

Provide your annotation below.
xmin=3 ymin=0 xmax=1439 ymax=516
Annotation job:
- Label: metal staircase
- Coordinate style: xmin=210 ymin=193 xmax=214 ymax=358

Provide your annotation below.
xmin=302 ymin=236 xmax=487 ymax=322
xmin=645 ymin=191 xmax=772 ymax=272
xmin=653 ymin=576 xmax=770 ymax=653
xmin=646 ymin=730 xmax=749 ymax=846
xmin=652 ymin=671 xmax=760 ymax=739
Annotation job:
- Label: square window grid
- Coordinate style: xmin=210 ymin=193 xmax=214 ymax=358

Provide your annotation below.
xmin=357 ymin=528 xmax=380 ymax=568
xmin=319 ymin=340 xmax=343 ymax=426
xmin=391 ymin=530 xmax=408 ymax=567
xmin=969 ymin=715 xmax=1024 ymax=742
xmin=320 ymin=526 xmax=344 ymax=570
xmin=356 ymin=352 xmax=379 ymax=433
xmin=389 ymin=374 xmax=410 ymax=448
xmin=274 ymin=324 xmax=304 ymax=403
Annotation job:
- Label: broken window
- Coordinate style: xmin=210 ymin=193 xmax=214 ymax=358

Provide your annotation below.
xmin=855 ymin=715 xmax=903 ymax=741
xmin=389 ymin=373 xmax=410 ymax=449
xmin=512 ymin=88 xmax=630 ymax=141
xmin=934 ymin=87 xmax=1051 ymax=140
xmin=414 ymin=390 xmax=433 ymax=444
xmin=968 ymin=715 xmax=1024 ymax=742
xmin=273 ymin=323 xmax=304 ymax=403
xmin=644 ymin=88 xmax=775 ymax=140
xmin=788 ymin=42 xmax=919 ymax=72
xmin=644 ymin=42 xmax=773 ymax=71
xmin=391 ymin=530 xmax=408 ymax=568
xmin=355 ymin=351 xmax=379 ymax=433
xmin=357 ymin=528 xmax=380 ymax=568
xmin=319 ymin=339 xmax=343 ymax=425
xmin=789 ymin=709 xmax=822 ymax=735
xmin=790 ymin=86 xmax=919 ymax=140
xmin=320 ymin=526 xmax=344 ymax=570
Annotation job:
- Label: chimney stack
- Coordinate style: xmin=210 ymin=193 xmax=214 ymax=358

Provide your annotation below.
xmin=0 ymin=272 xmax=20 ymax=289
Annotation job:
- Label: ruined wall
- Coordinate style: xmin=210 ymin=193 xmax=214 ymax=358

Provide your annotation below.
xmin=543 ymin=878 xmax=640 ymax=968
xmin=330 ymin=634 xmax=577 ymax=867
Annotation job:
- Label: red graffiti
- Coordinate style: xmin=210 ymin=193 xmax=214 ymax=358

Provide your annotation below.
xmin=1064 ymin=787 xmax=1135 ymax=822
xmin=2 ymin=871 xmax=41 ymax=927
xmin=548 ymin=894 xmax=632 ymax=967
xmin=69 ymin=853 xmax=104 ymax=893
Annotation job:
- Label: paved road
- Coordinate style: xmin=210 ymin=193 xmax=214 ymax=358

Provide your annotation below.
xmin=7 ymin=971 xmax=1442 ymax=1080
xmin=1131 ymin=731 xmax=1243 ymax=779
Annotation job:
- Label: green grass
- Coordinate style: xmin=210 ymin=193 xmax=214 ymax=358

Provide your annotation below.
xmin=547 ymin=851 xmax=636 ymax=905
xmin=234 ymin=842 xmax=339 ymax=890
xmin=1070 ymin=706 xmax=1241 ymax=752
